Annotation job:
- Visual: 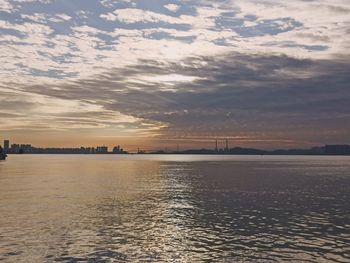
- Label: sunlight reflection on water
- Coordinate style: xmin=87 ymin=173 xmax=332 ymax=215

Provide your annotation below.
xmin=0 ymin=155 xmax=349 ymax=262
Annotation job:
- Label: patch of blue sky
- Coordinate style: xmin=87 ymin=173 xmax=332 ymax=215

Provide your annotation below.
xmin=47 ymin=21 xmax=74 ymax=36
xmin=29 ymin=68 xmax=78 ymax=78
xmin=244 ymin=14 xmax=258 ymax=21
xmin=0 ymin=40 xmax=29 ymax=46
xmin=0 ymin=28 xmax=26 ymax=38
xmin=36 ymin=50 xmax=79 ymax=64
xmin=3 ymin=0 xmax=198 ymax=43
xmin=136 ymin=0 xmax=197 ymax=16
xmin=16 ymin=0 xmax=108 ymax=17
xmin=213 ymin=38 xmax=236 ymax=47
xmin=0 ymin=10 xmax=21 ymax=21
xmin=216 ymin=15 xmax=302 ymax=37
xmin=146 ymin=31 xmax=195 ymax=43
xmin=95 ymin=32 xmax=115 ymax=44
xmin=102 ymin=19 xmax=192 ymax=31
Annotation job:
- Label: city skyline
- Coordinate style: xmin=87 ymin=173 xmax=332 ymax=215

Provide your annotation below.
xmin=1 ymin=0 xmax=350 ymax=148
xmin=2 ymin=138 xmax=350 ymax=155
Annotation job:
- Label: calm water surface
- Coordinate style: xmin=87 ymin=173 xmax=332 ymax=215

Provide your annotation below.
xmin=0 ymin=155 xmax=349 ymax=262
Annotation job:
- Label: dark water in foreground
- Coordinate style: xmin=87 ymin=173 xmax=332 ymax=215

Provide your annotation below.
xmin=0 ymin=155 xmax=349 ymax=262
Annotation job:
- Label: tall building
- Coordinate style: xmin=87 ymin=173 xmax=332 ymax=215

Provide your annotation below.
xmin=4 ymin=140 xmax=9 ymax=151
xmin=325 ymin=145 xmax=350 ymax=155
xmin=113 ymin=145 xmax=125 ymax=154
xmin=11 ymin=144 xmax=20 ymax=153
xmin=96 ymin=146 xmax=108 ymax=153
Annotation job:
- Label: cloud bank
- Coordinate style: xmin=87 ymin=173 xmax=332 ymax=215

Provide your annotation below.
xmin=1 ymin=0 xmax=349 ymax=148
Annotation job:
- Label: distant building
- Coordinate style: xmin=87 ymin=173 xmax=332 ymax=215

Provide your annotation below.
xmin=20 ymin=144 xmax=33 ymax=153
xmin=113 ymin=145 xmax=125 ymax=154
xmin=96 ymin=146 xmax=108 ymax=153
xmin=10 ymin=144 xmax=20 ymax=153
xmin=85 ymin=147 xmax=92 ymax=154
xmin=4 ymin=140 xmax=9 ymax=151
xmin=137 ymin=148 xmax=146 ymax=154
xmin=80 ymin=147 xmax=92 ymax=154
xmin=325 ymin=145 xmax=350 ymax=155
xmin=225 ymin=139 xmax=229 ymax=152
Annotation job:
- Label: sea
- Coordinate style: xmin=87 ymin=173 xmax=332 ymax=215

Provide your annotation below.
xmin=0 ymin=155 xmax=349 ymax=262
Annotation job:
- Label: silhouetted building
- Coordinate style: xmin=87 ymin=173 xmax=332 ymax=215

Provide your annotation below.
xmin=113 ymin=145 xmax=125 ymax=154
xmin=20 ymin=144 xmax=33 ymax=153
xmin=4 ymin=140 xmax=9 ymax=152
xmin=137 ymin=148 xmax=146 ymax=154
xmin=80 ymin=147 xmax=93 ymax=154
xmin=85 ymin=147 xmax=92 ymax=153
xmin=10 ymin=144 xmax=20 ymax=153
xmin=325 ymin=145 xmax=350 ymax=155
xmin=96 ymin=146 xmax=108 ymax=153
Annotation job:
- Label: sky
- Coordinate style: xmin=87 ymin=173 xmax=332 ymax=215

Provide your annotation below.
xmin=0 ymin=0 xmax=350 ymax=151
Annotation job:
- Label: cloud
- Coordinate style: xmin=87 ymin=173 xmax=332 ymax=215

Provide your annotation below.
xmin=22 ymin=13 xmax=72 ymax=23
xmin=0 ymin=0 xmax=13 ymax=12
xmin=100 ymin=8 xmax=194 ymax=25
xmin=2 ymin=0 xmax=349 ymax=85
xmin=164 ymin=4 xmax=181 ymax=13
xmin=10 ymin=51 xmax=350 ymax=146
xmin=0 ymin=85 xmax=159 ymax=137
xmin=1 ymin=0 xmax=350 ymax=147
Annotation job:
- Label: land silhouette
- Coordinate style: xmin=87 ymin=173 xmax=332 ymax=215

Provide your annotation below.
xmin=2 ymin=140 xmax=350 ymax=156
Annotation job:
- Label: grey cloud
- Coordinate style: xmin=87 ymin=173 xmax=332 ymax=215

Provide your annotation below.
xmin=294 ymin=33 xmax=331 ymax=43
xmin=325 ymin=5 xmax=350 ymax=14
xmin=0 ymin=112 xmax=26 ymax=118
xmin=223 ymin=17 xmax=302 ymax=37
xmin=18 ymin=52 xmax=350 ymax=145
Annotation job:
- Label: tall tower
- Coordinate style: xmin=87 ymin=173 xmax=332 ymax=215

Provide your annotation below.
xmin=4 ymin=140 xmax=9 ymax=151
xmin=225 ymin=139 xmax=229 ymax=151
xmin=215 ymin=139 xmax=218 ymax=152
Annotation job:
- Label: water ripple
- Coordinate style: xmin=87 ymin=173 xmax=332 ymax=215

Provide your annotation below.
xmin=0 ymin=155 xmax=349 ymax=262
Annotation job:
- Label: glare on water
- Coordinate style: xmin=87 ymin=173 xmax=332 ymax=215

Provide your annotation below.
xmin=0 ymin=155 xmax=349 ymax=262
